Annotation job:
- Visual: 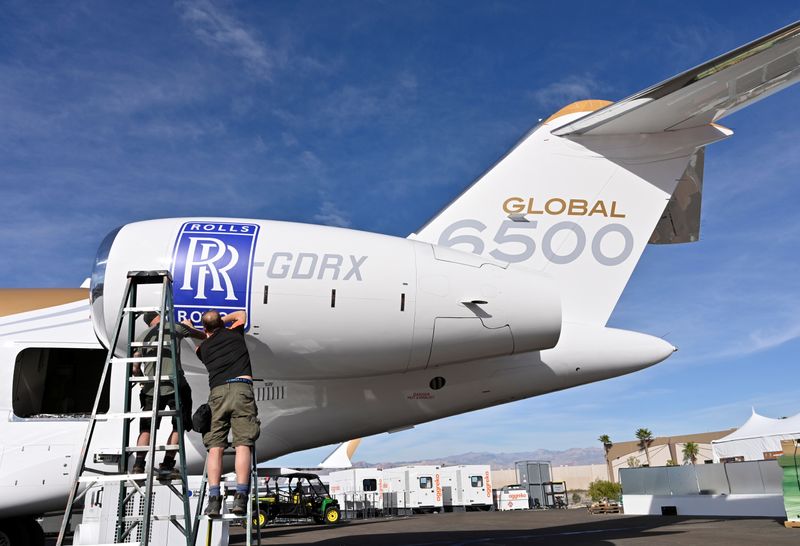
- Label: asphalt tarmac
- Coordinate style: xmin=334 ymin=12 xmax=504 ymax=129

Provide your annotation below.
xmin=228 ymin=509 xmax=799 ymax=545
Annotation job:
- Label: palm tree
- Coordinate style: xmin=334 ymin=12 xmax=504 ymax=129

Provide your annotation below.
xmin=682 ymin=442 xmax=700 ymax=465
xmin=635 ymin=428 xmax=654 ymax=467
xmin=598 ymin=434 xmax=615 ymax=483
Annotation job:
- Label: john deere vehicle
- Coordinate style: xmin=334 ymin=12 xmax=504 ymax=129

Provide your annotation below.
xmin=254 ymin=472 xmax=341 ymax=527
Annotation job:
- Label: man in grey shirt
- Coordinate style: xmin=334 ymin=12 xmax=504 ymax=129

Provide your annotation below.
xmin=132 ymin=311 xmax=204 ymax=480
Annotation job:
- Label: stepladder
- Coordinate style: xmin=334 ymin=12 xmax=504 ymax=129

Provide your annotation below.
xmin=192 ymin=446 xmax=262 ymax=546
xmin=57 ymin=270 xmax=195 ymax=546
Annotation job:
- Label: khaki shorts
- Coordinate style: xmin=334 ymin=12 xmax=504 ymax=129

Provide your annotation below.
xmin=203 ymin=382 xmax=260 ymax=449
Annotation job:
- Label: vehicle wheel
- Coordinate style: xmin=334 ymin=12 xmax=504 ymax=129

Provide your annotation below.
xmin=324 ymin=506 xmax=340 ymax=524
xmin=0 ymin=519 xmax=30 ymax=546
xmin=253 ymin=509 xmax=267 ymax=529
xmin=24 ymin=519 xmax=45 ymax=546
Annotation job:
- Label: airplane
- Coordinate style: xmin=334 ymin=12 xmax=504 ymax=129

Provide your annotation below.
xmin=1 ymin=19 xmax=799 ymax=545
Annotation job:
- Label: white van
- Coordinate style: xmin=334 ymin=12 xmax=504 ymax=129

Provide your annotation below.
xmin=382 ymin=465 xmax=443 ymax=513
xmin=439 ymin=465 xmax=494 ymax=511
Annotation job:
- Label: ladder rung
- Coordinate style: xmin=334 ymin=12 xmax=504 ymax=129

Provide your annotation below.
xmin=197 ymin=514 xmax=248 ymax=521
xmin=130 ymin=341 xmax=171 ymax=348
xmin=95 ymin=411 xmax=177 ymax=420
xmin=124 ymin=306 xmax=162 ymax=313
xmin=122 ymin=514 xmax=182 ymax=522
xmin=125 ymin=445 xmax=180 ymax=452
xmin=112 ymin=357 xmax=158 ymax=364
xmin=129 ymin=375 xmax=174 ymax=383
xmin=78 ymin=473 xmax=183 ymax=483
xmin=78 ymin=473 xmax=149 ymax=483
xmin=78 ymin=543 xmax=141 ymax=546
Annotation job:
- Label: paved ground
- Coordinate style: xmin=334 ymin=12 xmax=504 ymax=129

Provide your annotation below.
xmin=227 ymin=509 xmax=799 ymax=545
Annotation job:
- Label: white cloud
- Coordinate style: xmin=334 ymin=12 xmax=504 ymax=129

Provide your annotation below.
xmin=313 ymin=200 xmax=351 ymax=228
xmin=178 ymin=0 xmax=273 ymax=80
xmin=529 ymin=74 xmax=609 ymax=110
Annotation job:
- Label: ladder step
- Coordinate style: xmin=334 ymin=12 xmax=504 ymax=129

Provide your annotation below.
xmin=124 ymin=306 xmax=163 ymax=313
xmin=78 ymin=473 xmax=184 ymax=483
xmin=95 ymin=411 xmax=177 ymax=421
xmin=112 ymin=357 xmax=158 ymax=364
xmin=130 ymin=341 xmax=171 ymax=348
xmin=122 ymin=514 xmax=182 ymax=522
xmin=125 ymin=445 xmax=179 ymax=452
xmin=78 ymin=473 xmax=149 ymax=483
xmin=78 ymin=543 xmax=141 ymax=546
xmin=197 ymin=514 xmax=248 ymax=521
xmin=129 ymin=375 xmax=174 ymax=383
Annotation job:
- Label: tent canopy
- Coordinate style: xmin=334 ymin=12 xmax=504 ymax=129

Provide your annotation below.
xmin=711 ymin=409 xmax=800 ymax=462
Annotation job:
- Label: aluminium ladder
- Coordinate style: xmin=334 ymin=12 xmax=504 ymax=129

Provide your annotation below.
xmin=57 ymin=270 xmax=194 ymax=546
xmin=191 ymin=440 xmax=262 ymax=545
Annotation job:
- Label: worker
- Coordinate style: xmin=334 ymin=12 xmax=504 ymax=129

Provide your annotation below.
xmin=132 ymin=311 xmax=204 ymax=480
xmin=195 ymin=309 xmax=260 ymax=517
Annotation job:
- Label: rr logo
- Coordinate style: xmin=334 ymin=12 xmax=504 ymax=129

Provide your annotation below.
xmin=172 ymin=222 xmax=259 ymax=329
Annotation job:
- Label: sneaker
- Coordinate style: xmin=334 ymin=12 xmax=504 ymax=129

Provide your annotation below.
xmin=231 ymin=492 xmax=248 ymax=516
xmin=204 ymin=495 xmax=223 ymax=518
xmin=157 ymin=462 xmax=180 ymax=481
xmin=132 ymin=461 xmax=146 ymax=475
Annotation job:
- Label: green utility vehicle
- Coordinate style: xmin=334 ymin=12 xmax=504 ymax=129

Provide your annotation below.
xmin=253 ymin=472 xmax=341 ymax=527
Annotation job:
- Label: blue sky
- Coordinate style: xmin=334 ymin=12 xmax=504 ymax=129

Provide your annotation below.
xmin=2 ymin=1 xmax=799 ymax=466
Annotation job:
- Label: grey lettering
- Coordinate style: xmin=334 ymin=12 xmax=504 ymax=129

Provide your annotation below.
xmin=592 ymin=224 xmax=634 ymax=266
xmin=293 ymin=253 xmax=318 ymax=279
xmin=267 ymin=252 xmax=293 ymax=278
xmin=542 ymin=221 xmax=586 ymax=265
xmin=489 ymin=220 xmax=538 ymax=263
xmin=343 ymin=255 xmax=367 ymax=281
xmin=318 ymin=253 xmax=343 ymax=280
xmin=437 ymin=219 xmax=487 ymax=255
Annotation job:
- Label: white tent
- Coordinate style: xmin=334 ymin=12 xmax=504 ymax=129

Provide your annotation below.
xmin=712 ymin=408 xmax=800 ymax=462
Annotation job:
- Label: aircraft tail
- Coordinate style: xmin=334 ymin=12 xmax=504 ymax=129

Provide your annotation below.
xmin=318 ymin=438 xmax=362 ymax=469
xmin=412 ymin=20 xmax=800 ymax=326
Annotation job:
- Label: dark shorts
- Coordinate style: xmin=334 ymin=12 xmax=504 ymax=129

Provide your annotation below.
xmin=203 ymin=382 xmax=260 ymax=449
xmin=139 ymin=381 xmax=193 ymax=433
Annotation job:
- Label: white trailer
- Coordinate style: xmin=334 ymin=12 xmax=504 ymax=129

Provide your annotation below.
xmin=382 ymin=465 xmax=443 ymax=513
xmin=327 ymin=468 xmax=386 ymax=514
xmin=439 ymin=465 xmax=494 ymax=511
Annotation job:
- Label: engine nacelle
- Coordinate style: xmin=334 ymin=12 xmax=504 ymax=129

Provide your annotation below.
xmin=91 ymin=218 xmax=561 ymax=379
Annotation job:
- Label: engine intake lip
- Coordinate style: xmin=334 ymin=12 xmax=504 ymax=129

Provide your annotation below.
xmin=90 ymin=225 xmax=122 ymax=348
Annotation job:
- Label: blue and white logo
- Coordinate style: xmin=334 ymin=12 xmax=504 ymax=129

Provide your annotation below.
xmin=171 ymin=222 xmax=260 ymax=329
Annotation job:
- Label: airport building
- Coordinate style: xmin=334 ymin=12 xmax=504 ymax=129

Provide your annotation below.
xmin=606 ymin=429 xmax=735 ymax=481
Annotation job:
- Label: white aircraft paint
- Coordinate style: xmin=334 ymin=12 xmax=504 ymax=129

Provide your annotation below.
xmin=0 ymin=20 xmax=798 ymax=544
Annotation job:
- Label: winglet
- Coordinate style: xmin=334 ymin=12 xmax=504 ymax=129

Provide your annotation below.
xmin=318 ymin=439 xmax=362 ymax=469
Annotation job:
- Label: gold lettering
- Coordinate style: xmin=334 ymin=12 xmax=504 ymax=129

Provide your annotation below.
xmin=502 ymin=196 xmax=625 ymax=219
xmin=589 ymin=200 xmax=608 ymax=217
xmin=502 ymin=197 xmax=525 ymax=214
xmin=568 ymin=199 xmax=588 ymax=216
xmin=526 ymin=197 xmax=543 ymax=214
xmin=545 ymin=198 xmax=566 ymax=215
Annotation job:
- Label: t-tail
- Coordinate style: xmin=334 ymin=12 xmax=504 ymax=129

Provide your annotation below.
xmin=411 ymin=20 xmax=800 ymax=327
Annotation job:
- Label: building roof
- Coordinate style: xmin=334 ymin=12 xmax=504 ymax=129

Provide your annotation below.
xmin=606 ymin=429 xmax=735 ymax=461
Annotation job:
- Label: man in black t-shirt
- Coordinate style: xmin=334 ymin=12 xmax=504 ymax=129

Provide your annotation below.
xmin=195 ymin=309 xmax=260 ymax=517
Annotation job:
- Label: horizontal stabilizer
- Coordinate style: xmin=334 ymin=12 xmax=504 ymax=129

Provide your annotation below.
xmin=553 ymin=21 xmax=800 ymax=136
xmin=649 ymin=148 xmax=704 ymax=244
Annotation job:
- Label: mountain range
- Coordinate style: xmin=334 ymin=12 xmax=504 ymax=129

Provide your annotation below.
xmin=353 ymin=447 xmax=604 ymax=470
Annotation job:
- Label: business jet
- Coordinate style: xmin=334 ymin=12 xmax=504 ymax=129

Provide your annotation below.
xmin=1 ymin=20 xmax=798 ymax=545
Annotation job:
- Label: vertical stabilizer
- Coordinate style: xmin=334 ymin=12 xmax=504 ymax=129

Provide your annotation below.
xmin=412 ymin=104 xmax=731 ymax=325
